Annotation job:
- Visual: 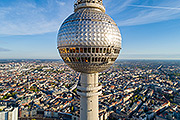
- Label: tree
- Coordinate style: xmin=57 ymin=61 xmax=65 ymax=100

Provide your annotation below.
xmin=3 ymin=96 xmax=7 ymax=99
xmin=151 ymin=100 xmax=155 ymax=104
xmin=71 ymin=106 xmax=74 ymax=112
xmin=134 ymin=95 xmax=138 ymax=98
xmin=12 ymin=92 xmax=17 ymax=97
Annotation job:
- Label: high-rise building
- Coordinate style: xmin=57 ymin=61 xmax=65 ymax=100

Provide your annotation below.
xmin=0 ymin=107 xmax=18 ymax=120
xmin=57 ymin=0 xmax=122 ymax=120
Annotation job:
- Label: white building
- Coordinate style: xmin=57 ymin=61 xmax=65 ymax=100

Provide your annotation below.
xmin=0 ymin=107 xmax=18 ymax=120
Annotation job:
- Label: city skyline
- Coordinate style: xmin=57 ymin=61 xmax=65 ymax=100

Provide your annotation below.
xmin=0 ymin=0 xmax=180 ymax=59
xmin=0 ymin=59 xmax=180 ymax=120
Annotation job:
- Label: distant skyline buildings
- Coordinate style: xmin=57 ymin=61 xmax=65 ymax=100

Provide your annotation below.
xmin=0 ymin=0 xmax=180 ymax=60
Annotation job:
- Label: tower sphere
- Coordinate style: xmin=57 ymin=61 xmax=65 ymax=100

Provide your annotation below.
xmin=57 ymin=0 xmax=122 ymax=73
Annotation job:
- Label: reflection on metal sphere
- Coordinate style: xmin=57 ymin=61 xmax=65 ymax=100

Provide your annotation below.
xmin=57 ymin=0 xmax=122 ymax=73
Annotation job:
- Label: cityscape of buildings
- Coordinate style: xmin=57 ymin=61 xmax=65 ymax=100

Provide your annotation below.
xmin=0 ymin=59 xmax=180 ymax=120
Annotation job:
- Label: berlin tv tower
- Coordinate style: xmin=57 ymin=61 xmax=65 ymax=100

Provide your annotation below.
xmin=57 ymin=0 xmax=122 ymax=120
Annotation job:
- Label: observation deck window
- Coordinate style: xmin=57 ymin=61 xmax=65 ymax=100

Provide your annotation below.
xmin=101 ymin=58 xmax=105 ymax=62
xmin=64 ymin=48 xmax=67 ymax=53
xmin=63 ymin=48 xmax=66 ymax=53
xmin=95 ymin=57 xmax=98 ymax=62
xmin=98 ymin=58 xmax=101 ymax=62
xmin=80 ymin=48 xmax=83 ymax=53
xmin=82 ymin=57 xmax=85 ymax=62
xmin=69 ymin=57 xmax=73 ymax=62
xmin=72 ymin=57 xmax=75 ymax=62
xmin=66 ymin=48 xmax=70 ymax=53
xmin=84 ymin=48 xmax=87 ymax=53
xmin=60 ymin=49 xmax=62 ymax=53
xmin=63 ymin=57 xmax=66 ymax=62
xmin=88 ymin=48 xmax=91 ymax=53
xmin=70 ymin=48 xmax=73 ymax=53
xmin=92 ymin=48 xmax=95 ymax=53
xmin=107 ymin=48 xmax=110 ymax=53
xmin=67 ymin=57 xmax=71 ymax=62
xmin=103 ymin=48 xmax=106 ymax=53
xmin=63 ymin=57 xmax=71 ymax=62
xmin=100 ymin=48 xmax=102 ymax=53
xmin=104 ymin=58 xmax=107 ymax=62
xmin=76 ymin=48 xmax=79 ymax=53
xmin=72 ymin=47 xmax=76 ymax=53
xmin=92 ymin=57 xmax=95 ymax=62
xmin=96 ymin=48 xmax=99 ymax=53
xmin=58 ymin=49 xmax=61 ymax=53
xmin=85 ymin=57 xmax=88 ymax=63
xmin=88 ymin=57 xmax=90 ymax=62
xmin=74 ymin=57 xmax=79 ymax=62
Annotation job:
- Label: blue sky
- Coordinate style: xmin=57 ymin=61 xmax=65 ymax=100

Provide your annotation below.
xmin=0 ymin=0 xmax=180 ymax=59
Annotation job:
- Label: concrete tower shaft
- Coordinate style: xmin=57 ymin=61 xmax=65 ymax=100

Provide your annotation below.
xmin=77 ymin=73 xmax=102 ymax=120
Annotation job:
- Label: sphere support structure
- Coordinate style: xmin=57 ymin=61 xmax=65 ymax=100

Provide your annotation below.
xmin=57 ymin=0 xmax=122 ymax=120
xmin=77 ymin=73 xmax=102 ymax=120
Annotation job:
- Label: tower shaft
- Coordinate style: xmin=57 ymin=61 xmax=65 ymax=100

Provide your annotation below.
xmin=77 ymin=73 xmax=102 ymax=120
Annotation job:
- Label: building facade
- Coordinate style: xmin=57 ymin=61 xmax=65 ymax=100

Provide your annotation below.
xmin=0 ymin=107 xmax=18 ymax=120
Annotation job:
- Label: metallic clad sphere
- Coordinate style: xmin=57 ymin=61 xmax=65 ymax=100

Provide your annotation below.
xmin=57 ymin=1 xmax=122 ymax=73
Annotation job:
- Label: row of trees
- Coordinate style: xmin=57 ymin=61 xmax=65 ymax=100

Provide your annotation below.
xmin=0 ymin=92 xmax=17 ymax=100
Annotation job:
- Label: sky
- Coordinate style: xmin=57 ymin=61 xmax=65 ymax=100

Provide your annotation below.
xmin=0 ymin=0 xmax=180 ymax=60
